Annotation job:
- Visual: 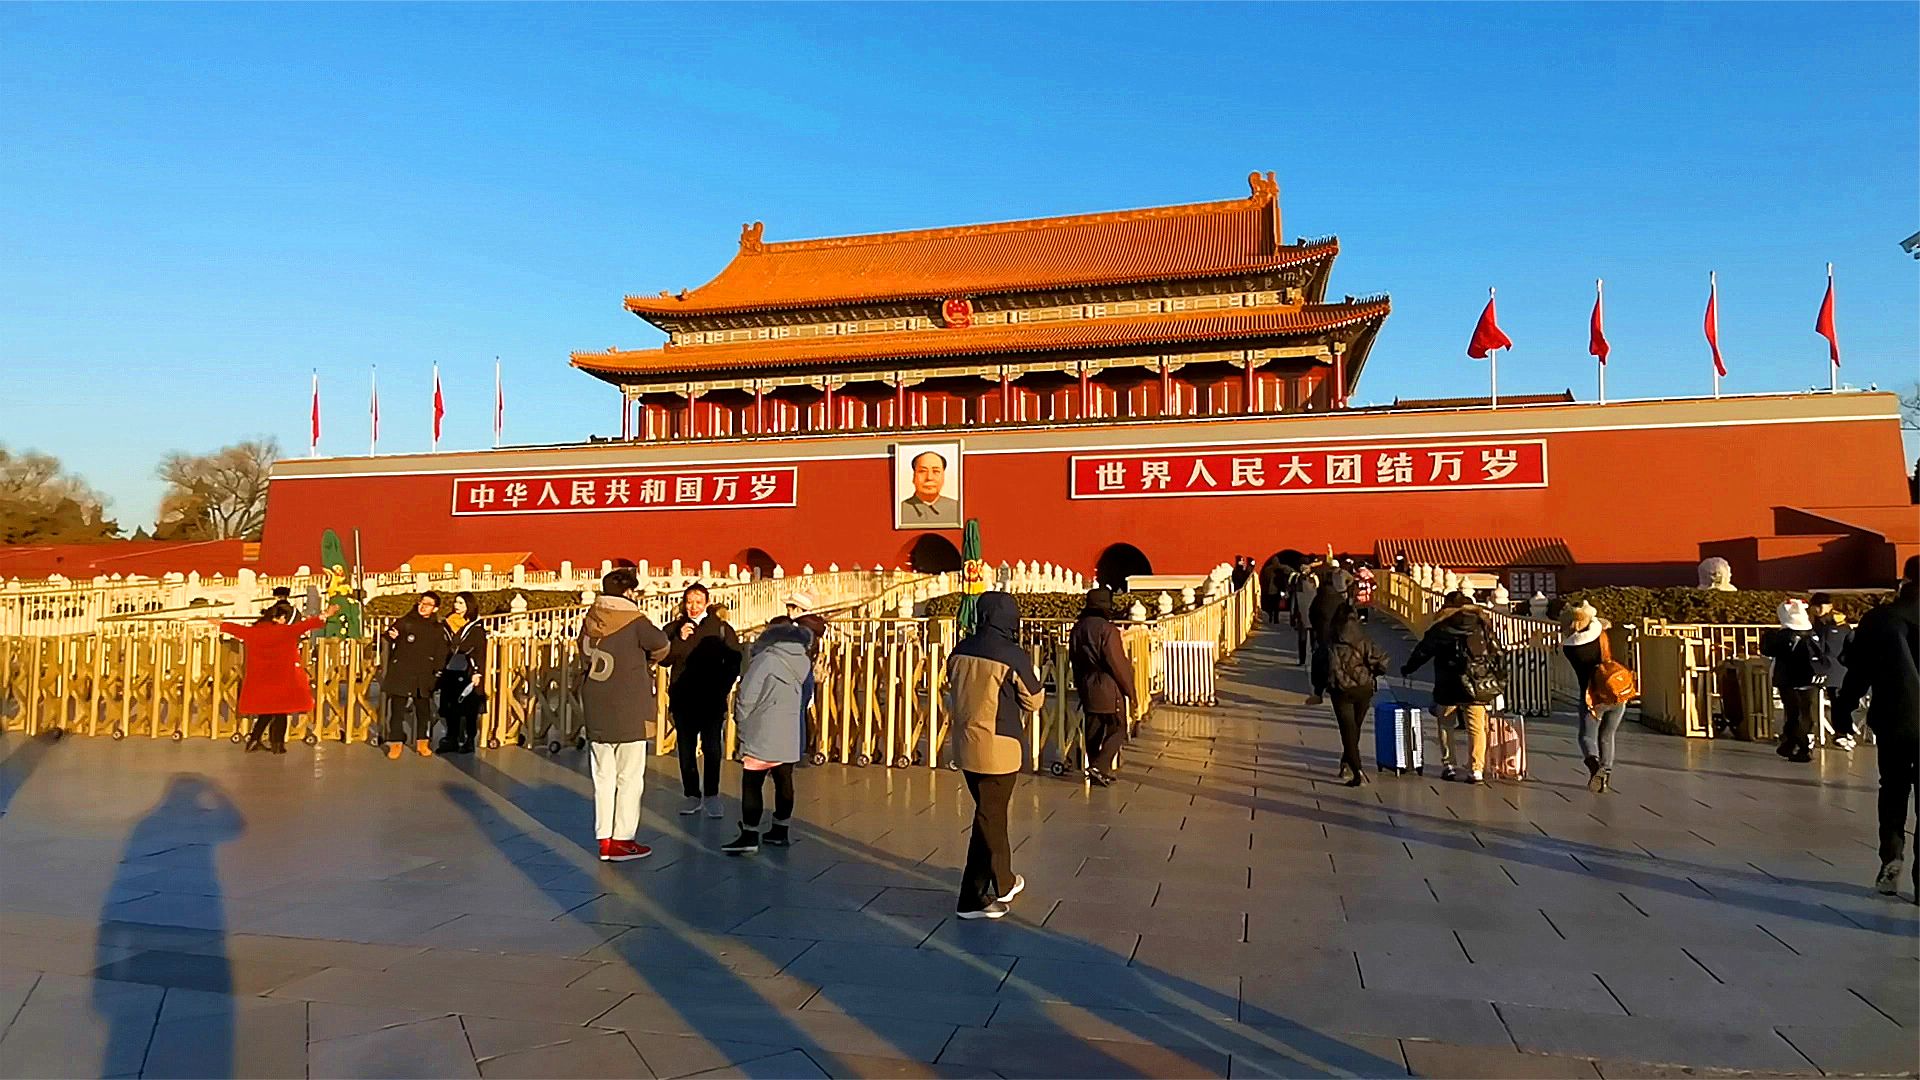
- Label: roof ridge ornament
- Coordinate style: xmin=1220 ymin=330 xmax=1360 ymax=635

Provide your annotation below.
xmin=740 ymin=221 xmax=766 ymax=254
xmin=1247 ymin=171 xmax=1279 ymax=201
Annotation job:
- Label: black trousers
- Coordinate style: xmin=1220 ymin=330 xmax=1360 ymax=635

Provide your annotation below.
xmin=247 ymin=714 xmax=288 ymax=748
xmin=675 ymin=706 xmax=726 ymax=798
xmin=439 ymin=690 xmax=481 ymax=750
xmin=1295 ymin=621 xmax=1312 ymax=666
xmin=385 ymin=692 xmax=434 ymax=744
xmin=1330 ymin=688 xmax=1374 ymax=775
xmin=1778 ymin=686 xmax=1820 ymax=752
xmin=1084 ymin=711 xmax=1124 ymax=774
xmin=741 ymin=763 xmax=795 ymax=828
xmin=1879 ymin=733 xmax=1918 ymax=867
xmin=960 ymin=770 xmax=1016 ymax=912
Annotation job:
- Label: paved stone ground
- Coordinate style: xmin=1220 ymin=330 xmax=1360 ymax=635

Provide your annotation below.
xmin=1 ymin=621 xmax=1915 ymax=1079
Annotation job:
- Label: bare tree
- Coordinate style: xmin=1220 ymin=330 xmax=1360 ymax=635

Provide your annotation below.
xmin=1901 ymin=381 xmax=1920 ymax=431
xmin=0 ymin=446 xmax=119 ymax=544
xmin=156 ymin=439 xmax=280 ymax=541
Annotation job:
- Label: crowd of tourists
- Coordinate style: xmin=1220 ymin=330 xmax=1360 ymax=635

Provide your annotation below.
xmin=213 ymin=550 xmax=1916 ymax=909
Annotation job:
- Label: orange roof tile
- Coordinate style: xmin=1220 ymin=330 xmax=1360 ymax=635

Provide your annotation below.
xmin=626 ymin=173 xmax=1330 ymax=318
xmin=573 ymin=301 xmax=1391 ymax=381
xmin=1374 ymin=537 xmax=1575 ymax=570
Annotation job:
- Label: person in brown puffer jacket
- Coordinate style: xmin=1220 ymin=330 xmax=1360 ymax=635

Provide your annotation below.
xmin=1069 ymin=587 xmax=1137 ymax=786
xmin=579 ymin=568 xmax=671 ymax=862
xmin=1325 ymin=603 xmax=1390 ymax=786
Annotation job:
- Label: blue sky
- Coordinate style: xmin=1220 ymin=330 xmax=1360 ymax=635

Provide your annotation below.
xmin=2 ymin=2 xmax=1914 ymax=526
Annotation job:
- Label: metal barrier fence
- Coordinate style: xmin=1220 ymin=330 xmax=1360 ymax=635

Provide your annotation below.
xmin=0 ymin=572 xmax=1258 ymax=777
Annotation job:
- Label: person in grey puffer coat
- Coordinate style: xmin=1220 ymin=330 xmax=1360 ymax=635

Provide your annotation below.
xmin=720 ymin=620 xmax=814 ymax=855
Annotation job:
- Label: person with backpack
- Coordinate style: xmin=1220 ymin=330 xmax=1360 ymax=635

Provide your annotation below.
xmin=1563 ymin=600 xmax=1632 ymax=792
xmin=579 ymin=568 xmax=671 ymax=862
xmin=1070 ymin=586 xmax=1137 ymax=786
xmin=1325 ymin=602 xmax=1390 ymax=786
xmin=1760 ymin=599 xmax=1830 ymax=764
xmin=720 ymin=619 xmax=814 ymax=855
xmin=1834 ymin=556 xmax=1918 ymax=899
xmin=435 ymin=591 xmax=488 ymax=755
xmin=1402 ymin=590 xmax=1505 ymax=783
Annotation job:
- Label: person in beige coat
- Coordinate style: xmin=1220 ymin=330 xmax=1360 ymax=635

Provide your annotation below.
xmin=945 ymin=593 xmax=1045 ymax=919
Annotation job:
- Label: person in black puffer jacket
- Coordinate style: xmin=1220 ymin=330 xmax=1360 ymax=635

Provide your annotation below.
xmin=1069 ymin=587 xmax=1138 ymax=786
xmin=1325 ymin=603 xmax=1390 ymax=786
xmin=1759 ymin=599 xmax=1829 ymax=764
xmin=663 ymin=583 xmax=742 ymax=817
xmin=1835 ymin=556 xmax=1919 ymax=900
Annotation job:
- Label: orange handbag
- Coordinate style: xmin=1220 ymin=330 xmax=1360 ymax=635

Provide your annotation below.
xmin=1590 ymin=630 xmax=1638 ymax=705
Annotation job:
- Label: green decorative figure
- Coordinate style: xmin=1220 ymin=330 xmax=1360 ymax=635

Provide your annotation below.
xmin=957 ymin=518 xmax=985 ymax=637
xmin=318 ymin=529 xmax=364 ymax=638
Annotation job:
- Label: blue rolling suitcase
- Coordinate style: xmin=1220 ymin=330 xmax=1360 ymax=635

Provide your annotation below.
xmin=1374 ymin=687 xmax=1424 ymax=775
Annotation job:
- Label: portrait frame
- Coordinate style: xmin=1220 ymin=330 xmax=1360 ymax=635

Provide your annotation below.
xmin=891 ymin=441 xmax=963 ymax=530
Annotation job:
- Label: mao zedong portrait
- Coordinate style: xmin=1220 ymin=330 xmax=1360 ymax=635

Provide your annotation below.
xmin=898 ymin=450 xmax=960 ymax=527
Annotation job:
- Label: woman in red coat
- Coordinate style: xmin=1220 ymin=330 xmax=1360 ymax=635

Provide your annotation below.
xmin=218 ymin=601 xmax=329 ymax=753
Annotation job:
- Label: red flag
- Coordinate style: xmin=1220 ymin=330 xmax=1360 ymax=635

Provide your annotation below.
xmin=1467 ymin=292 xmax=1512 ymax=359
xmin=1815 ymin=266 xmax=1840 ymax=366
xmin=1704 ymin=273 xmax=1726 ymax=377
xmin=432 ymin=364 xmax=445 ymax=444
xmin=1588 ymin=281 xmax=1610 ymax=365
xmin=309 ymin=371 xmax=321 ymax=454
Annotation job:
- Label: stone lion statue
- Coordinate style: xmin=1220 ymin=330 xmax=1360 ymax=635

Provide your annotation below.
xmin=1697 ymin=557 xmax=1736 ymax=591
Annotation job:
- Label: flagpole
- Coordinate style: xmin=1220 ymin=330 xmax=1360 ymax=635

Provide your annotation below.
xmin=310 ymin=369 xmax=319 ymax=458
xmin=494 ymin=356 xmax=502 ymax=449
xmin=1596 ymin=279 xmax=1606 ymax=405
xmin=1488 ymin=287 xmax=1499 ymax=409
xmin=1710 ymin=272 xmax=1720 ymax=399
xmin=1826 ymin=263 xmax=1836 ymax=393
xmin=370 ymin=366 xmax=378 ymax=457
xmin=431 ymin=362 xmax=440 ymax=453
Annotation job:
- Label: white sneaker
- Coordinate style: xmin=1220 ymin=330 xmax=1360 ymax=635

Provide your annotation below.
xmin=705 ymin=797 xmax=725 ymax=819
xmin=1834 ymin=735 xmax=1857 ymax=751
xmin=996 ymin=874 xmax=1026 ymax=904
xmin=678 ymin=796 xmax=703 ymax=816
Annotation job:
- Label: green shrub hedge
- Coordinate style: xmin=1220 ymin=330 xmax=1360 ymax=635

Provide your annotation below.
xmin=924 ymin=591 xmax=1156 ymax=620
xmin=1558 ymin=586 xmax=1889 ymax=626
xmin=364 ymin=589 xmax=584 ymax=618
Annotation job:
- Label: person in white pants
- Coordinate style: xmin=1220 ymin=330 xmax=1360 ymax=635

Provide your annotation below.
xmin=578 ymin=569 xmax=670 ymax=862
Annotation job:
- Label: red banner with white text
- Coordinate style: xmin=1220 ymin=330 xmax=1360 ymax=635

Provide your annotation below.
xmin=1069 ymin=440 xmax=1547 ymax=499
xmin=452 ymin=467 xmax=798 ymax=516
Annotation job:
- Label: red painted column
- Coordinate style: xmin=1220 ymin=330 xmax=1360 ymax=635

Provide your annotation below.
xmin=823 ymin=384 xmax=836 ymax=430
xmin=1244 ymin=359 xmax=1257 ymax=414
xmin=685 ymin=390 xmax=697 ymax=439
xmin=999 ymin=373 xmax=1011 ymax=421
xmin=1158 ymin=361 xmax=1170 ymax=416
xmin=894 ymin=380 xmax=906 ymax=429
xmin=1079 ymin=367 xmax=1091 ymax=419
xmin=1333 ymin=349 xmax=1348 ymax=409
xmin=753 ymin=388 xmax=764 ymax=435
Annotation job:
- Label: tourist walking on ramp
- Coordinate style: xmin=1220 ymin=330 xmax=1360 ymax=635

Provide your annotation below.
xmin=1563 ymin=600 xmax=1630 ymax=792
xmin=1760 ymin=599 xmax=1829 ymax=764
xmin=664 ymin=583 xmax=742 ymax=818
xmin=1307 ymin=562 xmax=1351 ymax=706
xmin=218 ymin=600 xmax=329 ymax=753
xmin=1352 ymin=562 xmax=1376 ymax=624
xmin=580 ymin=568 xmax=670 ymax=862
xmin=1291 ymin=564 xmax=1319 ymax=668
xmin=435 ymin=591 xmax=488 ymax=755
xmin=1259 ymin=558 xmax=1286 ymax=625
xmin=1070 ymin=586 xmax=1137 ymax=786
xmin=1834 ymin=556 xmax=1918 ymax=900
xmin=947 ymin=592 xmax=1045 ymax=919
xmin=1402 ymin=590 xmax=1505 ymax=783
xmin=1325 ymin=602 xmax=1389 ymax=786
xmin=382 ymin=592 xmax=449 ymax=759
xmin=721 ymin=620 xmax=813 ymax=854
xmin=1809 ymin=593 xmax=1856 ymax=750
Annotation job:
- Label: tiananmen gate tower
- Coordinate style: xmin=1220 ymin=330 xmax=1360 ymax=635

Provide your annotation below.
xmin=261 ymin=173 xmax=1915 ymax=590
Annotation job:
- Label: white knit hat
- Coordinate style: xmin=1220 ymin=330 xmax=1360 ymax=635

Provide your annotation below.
xmin=785 ymin=592 xmax=816 ymax=614
xmin=1777 ymin=599 xmax=1812 ymax=631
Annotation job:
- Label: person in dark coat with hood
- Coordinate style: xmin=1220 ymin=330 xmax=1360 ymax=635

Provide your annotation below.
xmin=946 ymin=592 xmax=1045 ymax=919
xmin=1258 ymin=558 xmax=1286 ymax=625
xmin=1759 ymin=599 xmax=1829 ymax=764
xmin=1835 ymin=556 xmax=1919 ymax=900
xmin=1808 ymin=593 xmax=1856 ymax=748
xmin=580 ymin=568 xmax=671 ymax=862
xmin=1070 ymin=587 xmax=1137 ymax=786
xmin=1305 ymin=565 xmax=1350 ymax=705
xmin=435 ymin=591 xmax=489 ymax=754
xmin=1402 ymin=591 xmax=1505 ymax=783
xmin=663 ymin=583 xmax=743 ymax=818
xmin=1324 ymin=602 xmax=1390 ymax=786
xmin=382 ymin=592 xmax=449 ymax=759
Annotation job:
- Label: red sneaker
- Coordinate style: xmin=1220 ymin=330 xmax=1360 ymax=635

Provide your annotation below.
xmin=605 ymin=840 xmax=651 ymax=863
xmin=598 ymin=838 xmax=613 ymax=862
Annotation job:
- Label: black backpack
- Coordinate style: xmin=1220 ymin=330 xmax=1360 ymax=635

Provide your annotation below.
xmin=1450 ymin=621 xmax=1506 ymax=703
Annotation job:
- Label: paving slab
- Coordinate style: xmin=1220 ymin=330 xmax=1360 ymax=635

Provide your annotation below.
xmin=306 ymin=1014 xmax=481 ymax=1079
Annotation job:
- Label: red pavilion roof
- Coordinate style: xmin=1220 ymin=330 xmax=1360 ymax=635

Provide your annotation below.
xmin=625 ymin=173 xmax=1330 ymax=318
xmin=574 ymin=300 xmax=1391 ymax=380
